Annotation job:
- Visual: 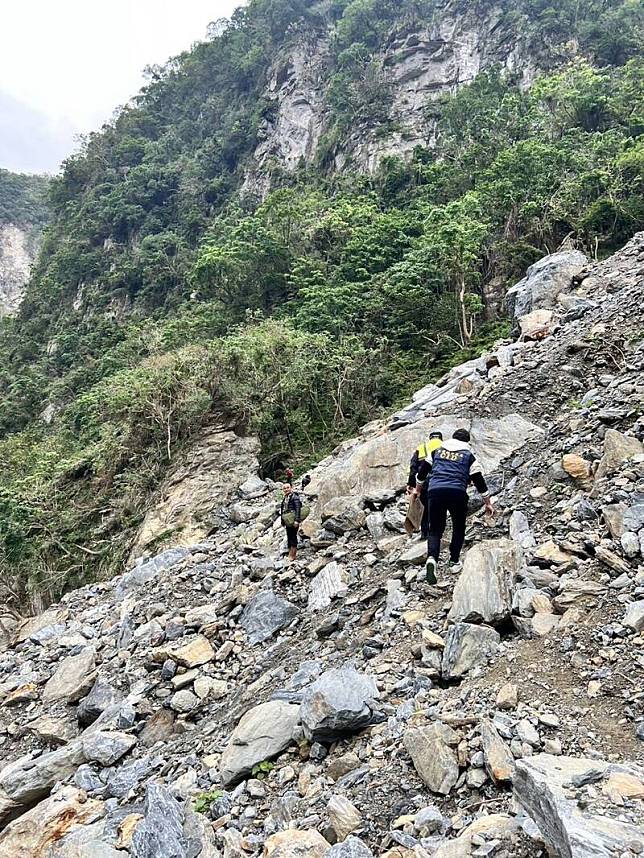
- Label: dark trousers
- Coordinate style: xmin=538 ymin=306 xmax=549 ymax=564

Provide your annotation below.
xmin=285 ymin=526 xmax=299 ymax=549
xmin=420 ymin=485 xmax=430 ymax=540
xmin=427 ymin=488 xmax=468 ymax=563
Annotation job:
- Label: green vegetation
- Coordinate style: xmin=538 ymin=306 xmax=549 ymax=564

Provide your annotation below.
xmin=0 ymin=170 xmax=49 ymax=230
xmin=251 ymin=760 xmax=275 ymax=778
xmin=0 ymin=0 xmax=641 ymax=607
xmin=193 ymin=790 xmax=224 ymax=814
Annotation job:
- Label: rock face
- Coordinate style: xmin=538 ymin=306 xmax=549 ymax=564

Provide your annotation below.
xmin=240 ymin=589 xmax=299 ymax=644
xmin=300 ymin=664 xmax=379 ymax=742
xmin=448 ymin=539 xmax=523 ymax=625
xmin=130 ymin=783 xmax=187 ymax=858
xmin=220 ymin=700 xmax=300 ymax=786
xmin=130 ymin=424 xmax=261 ymax=558
xmin=0 ymin=223 xmax=38 ymax=317
xmin=505 ymin=250 xmax=588 ymax=321
xmin=514 ymin=755 xmax=644 ymax=858
xmin=441 ymin=624 xmax=500 ymax=679
xmin=306 ymin=414 xmax=541 ymax=509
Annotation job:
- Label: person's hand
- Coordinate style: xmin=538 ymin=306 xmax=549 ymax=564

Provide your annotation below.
xmin=406 ymin=486 xmax=414 ymax=496
xmin=484 ymin=497 xmax=494 ymax=515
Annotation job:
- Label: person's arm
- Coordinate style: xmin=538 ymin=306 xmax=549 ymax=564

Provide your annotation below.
xmin=407 ymin=450 xmax=420 ymax=491
xmin=469 ymin=455 xmax=493 ymax=511
xmin=415 ymin=455 xmax=433 ymax=493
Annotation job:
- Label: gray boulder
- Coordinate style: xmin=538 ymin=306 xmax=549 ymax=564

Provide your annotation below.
xmin=131 ymin=783 xmax=187 ymax=858
xmin=300 ymin=663 xmax=380 ymax=742
xmin=116 ymin=547 xmax=190 ymax=598
xmin=220 ymin=700 xmax=300 ymax=786
xmin=327 ymin=835 xmax=374 ymax=858
xmin=624 ymin=600 xmax=644 ymax=632
xmin=307 ymin=562 xmax=350 ymax=611
xmin=448 ymin=539 xmax=524 ymax=625
xmin=81 ymin=730 xmax=137 ymax=766
xmin=0 ymin=741 xmax=87 ymax=808
xmin=505 ymin=250 xmax=587 ymax=320
xmin=77 ymin=679 xmax=122 ymax=727
xmin=514 ymin=754 xmax=644 ymax=858
xmin=441 ymin=623 xmax=500 ymax=680
xmin=240 ymin=589 xmax=299 ymax=644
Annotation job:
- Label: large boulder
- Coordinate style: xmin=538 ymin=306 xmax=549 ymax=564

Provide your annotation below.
xmin=308 ymin=562 xmax=350 ymax=611
xmin=0 ymin=742 xmax=87 ymax=813
xmin=306 ymin=414 xmax=542 ymax=509
xmin=77 ymin=679 xmax=122 ymax=727
xmin=300 ymin=664 xmax=380 ymax=742
xmin=43 ymin=647 xmax=97 ymax=704
xmin=595 ymin=429 xmax=643 ymax=479
xmin=264 ymin=829 xmax=330 ymax=858
xmin=0 ymin=786 xmax=104 ymax=857
xmin=404 ymin=723 xmax=459 ymax=795
xmin=240 ymin=589 xmax=299 ymax=644
xmin=220 ymin=700 xmax=300 ymax=786
xmin=448 ymin=539 xmax=524 ymax=625
xmin=505 ymin=250 xmax=587 ymax=321
xmin=514 ymin=754 xmax=644 ymax=858
xmin=441 ymin=624 xmax=500 ymax=680
xmin=130 ymin=783 xmax=187 ymax=858
xmin=129 ymin=424 xmax=261 ymax=559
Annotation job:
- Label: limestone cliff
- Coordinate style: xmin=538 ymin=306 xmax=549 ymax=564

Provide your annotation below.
xmin=0 ymin=223 xmax=38 ymax=317
xmin=243 ymin=1 xmax=539 ymax=195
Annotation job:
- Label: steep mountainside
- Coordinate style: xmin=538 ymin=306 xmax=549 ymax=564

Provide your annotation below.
xmin=0 ymin=169 xmax=49 ymax=316
xmin=0 ymin=233 xmax=642 ymax=857
xmin=0 ymin=0 xmax=642 ymax=606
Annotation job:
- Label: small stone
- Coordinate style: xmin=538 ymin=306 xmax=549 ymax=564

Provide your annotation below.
xmin=328 ymin=794 xmax=362 ymax=841
xmin=496 ymin=683 xmax=518 ymax=710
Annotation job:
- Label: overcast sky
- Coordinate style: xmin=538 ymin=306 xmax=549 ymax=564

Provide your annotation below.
xmin=0 ymin=0 xmax=240 ymax=175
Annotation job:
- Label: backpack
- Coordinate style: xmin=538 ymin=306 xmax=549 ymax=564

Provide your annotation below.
xmin=281 ymin=494 xmax=311 ymax=527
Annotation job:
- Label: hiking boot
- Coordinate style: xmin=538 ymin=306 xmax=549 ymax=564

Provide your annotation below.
xmin=425 ymin=557 xmax=438 ymax=585
xmin=448 ymin=560 xmax=463 ymax=574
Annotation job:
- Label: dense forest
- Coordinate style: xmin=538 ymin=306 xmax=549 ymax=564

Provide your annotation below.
xmin=0 ymin=0 xmax=642 ymax=607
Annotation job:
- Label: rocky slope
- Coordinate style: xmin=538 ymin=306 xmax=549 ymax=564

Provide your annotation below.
xmin=0 ymin=234 xmax=643 ymax=856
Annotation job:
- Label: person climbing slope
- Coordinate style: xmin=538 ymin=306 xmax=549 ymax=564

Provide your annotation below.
xmin=280 ymin=482 xmax=303 ymax=562
xmin=407 ymin=431 xmax=443 ymax=539
xmin=415 ymin=428 xmax=493 ymax=584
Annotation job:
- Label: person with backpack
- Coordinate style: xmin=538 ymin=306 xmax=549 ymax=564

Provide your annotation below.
xmin=414 ymin=428 xmax=493 ymax=583
xmin=281 ymin=482 xmax=303 ymax=562
xmin=407 ymin=431 xmax=444 ymax=539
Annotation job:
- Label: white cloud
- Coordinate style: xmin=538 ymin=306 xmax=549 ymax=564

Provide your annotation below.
xmin=0 ymin=0 xmax=240 ymax=173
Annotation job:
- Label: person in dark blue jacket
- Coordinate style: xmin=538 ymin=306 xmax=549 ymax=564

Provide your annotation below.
xmin=415 ymin=428 xmax=493 ymax=583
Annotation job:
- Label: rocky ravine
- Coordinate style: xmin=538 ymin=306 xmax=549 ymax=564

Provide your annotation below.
xmin=0 ymin=234 xmax=643 ymax=857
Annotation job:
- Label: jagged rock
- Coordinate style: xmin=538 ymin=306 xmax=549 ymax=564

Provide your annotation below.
xmin=106 ymin=756 xmax=159 ymax=798
xmin=170 ymin=689 xmax=199 ymax=713
xmin=308 ymin=562 xmax=350 ymax=611
xmin=448 ymin=539 xmax=523 ymax=625
xmin=622 ymin=531 xmax=640 ymax=557
xmin=28 ymin=714 xmax=78 ymax=745
xmin=326 ymin=836 xmax=373 ymax=858
xmin=77 ymin=679 xmax=122 ymax=727
xmin=561 ymin=453 xmax=592 ymax=484
xmin=509 ymin=510 xmax=536 ymax=550
xmin=264 ymin=829 xmax=330 ymax=858
xmin=240 ymin=589 xmax=299 ymax=644
xmin=239 ymin=475 xmax=269 ymax=499
xmin=533 ymin=541 xmax=571 ymax=565
xmin=0 ymin=742 xmax=87 ymax=812
xmin=403 ymin=723 xmax=459 ymax=795
xmin=116 ymin=547 xmax=191 ymax=598
xmin=480 ymin=719 xmax=515 ymax=784
xmin=518 ymin=308 xmax=555 ymax=340
xmin=140 ymin=709 xmax=175 ymax=747
xmin=553 ymin=579 xmax=607 ymax=611
xmin=43 ymin=647 xmax=97 ymax=703
xmin=496 ymin=683 xmax=518 ymax=710
xmin=398 ymin=542 xmax=427 ymax=566
xmin=220 ymin=700 xmax=300 ymax=786
xmin=131 ymin=782 xmax=188 ymax=858
xmin=595 ymin=545 xmax=631 ymax=575
xmin=153 ymin=635 xmax=215 ymax=668
xmin=514 ymin=755 xmax=644 ymax=858
xmin=531 ymin=613 xmax=561 ymax=636
xmin=441 ymin=623 xmax=500 ymax=679
xmin=0 ymin=786 xmax=104 ymax=857
xmin=184 ymin=604 xmax=220 ymax=626
xmin=322 ymin=497 xmax=367 ymax=534
xmin=624 ymin=503 xmax=644 ymax=532
xmin=601 ymin=503 xmax=627 ymax=538
xmin=505 ymin=250 xmax=587 ymax=320
xmin=230 ymin=503 xmax=259 ymax=524
xmin=595 ymin=429 xmax=643 ymax=479
xmin=624 ymin=600 xmax=644 ymax=632
xmin=82 ymin=730 xmax=137 ymax=766
xmin=300 ymin=664 xmax=379 ymax=742
xmin=328 ymin=794 xmax=362 ymax=841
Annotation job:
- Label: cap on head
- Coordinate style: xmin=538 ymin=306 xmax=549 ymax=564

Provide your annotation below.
xmin=429 ymin=430 xmax=443 ymax=440
xmin=452 ymin=428 xmax=471 ymax=443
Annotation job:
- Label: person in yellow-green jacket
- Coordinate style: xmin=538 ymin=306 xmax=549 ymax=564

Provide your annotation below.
xmin=406 ymin=430 xmax=443 ymax=539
